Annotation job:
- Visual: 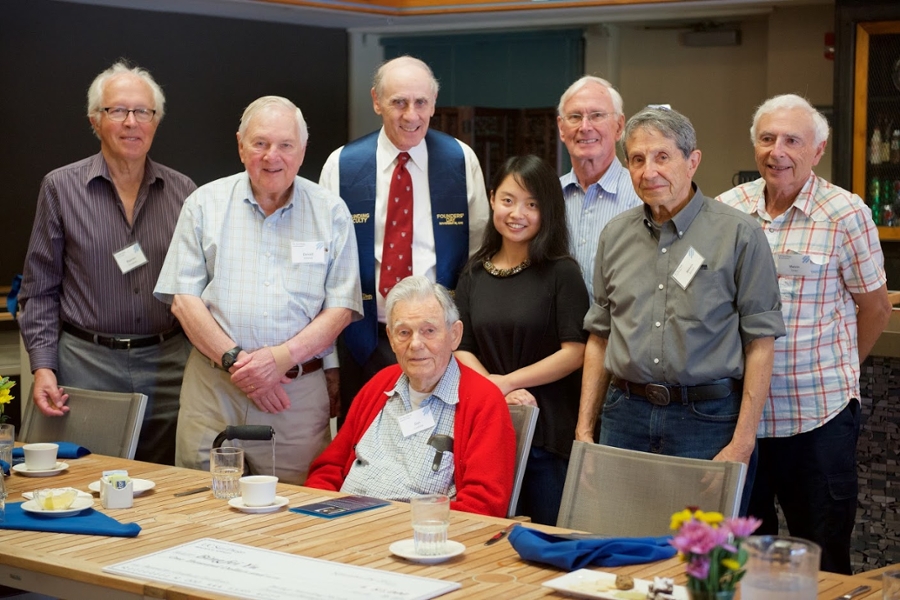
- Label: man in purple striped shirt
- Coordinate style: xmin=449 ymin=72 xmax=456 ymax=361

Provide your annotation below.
xmin=19 ymin=61 xmax=196 ymax=465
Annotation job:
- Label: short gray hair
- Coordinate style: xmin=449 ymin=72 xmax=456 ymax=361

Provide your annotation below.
xmin=386 ymin=276 xmax=459 ymax=330
xmin=750 ymin=94 xmax=830 ymax=146
xmin=238 ymin=96 xmax=309 ymax=147
xmin=373 ymin=56 xmax=440 ymax=101
xmin=557 ymin=76 xmax=624 ymax=117
xmin=624 ymin=106 xmax=697 ymax=159
xmin=86 ymin=61 xmax=166 ymax=127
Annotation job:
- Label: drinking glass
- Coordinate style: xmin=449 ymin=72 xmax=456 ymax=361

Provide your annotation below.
xmin=0 ymin=423 xmax=14 ymax=468
xmin=884 ymin=569 xmax=900 ymax=600
xmin=410 ymin=494 xmax=449 ymax=556
xmin=0 ymin=465 xmax=6 ymax=523
xmin=210 ymin=447 xmax=243 ymax=499
xmin=741 ymin=536 xmax=821 ymax=600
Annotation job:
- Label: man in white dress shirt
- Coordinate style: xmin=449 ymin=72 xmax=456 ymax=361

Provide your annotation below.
xmin=319 ymin=56 xmax=488 ymax=419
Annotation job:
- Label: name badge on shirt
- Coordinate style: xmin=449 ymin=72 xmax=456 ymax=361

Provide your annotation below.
xmin=113 ymin=243 xmax=149 ymax=274
xmin=291 ymin=241 xmax=326 ymax=264
xmin=672 ymin=246 xmax=704 ymax=290
xmin=398 ymin=406 xmax=436 ymax=437
xmin=776 ymin=252 xmax=814 ymax=277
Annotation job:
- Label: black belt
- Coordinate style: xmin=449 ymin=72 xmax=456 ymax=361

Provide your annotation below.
xmin=214 ymin=356 xmax=323 ymax=379
xmin=611 ymin=376 xmax=741 ymax=406
xmin=63 ymin=322 xmax=182 ymax=350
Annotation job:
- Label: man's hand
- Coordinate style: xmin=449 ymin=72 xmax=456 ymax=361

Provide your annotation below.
xmin=712 ymin=441 xmax=754 ymax=466
xmin=32 ymin=368 xmax=69 ymax=416
xmin=505 ymin=388 xmax=537 ymax=406
xmin=325 ymin=368 xmax=341 ymax=419
xmin=230 ymin=349 xmax=291 ymax=413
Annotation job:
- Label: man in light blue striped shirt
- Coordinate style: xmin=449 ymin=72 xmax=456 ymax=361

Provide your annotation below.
xmin=558 ymin=77 xmax=642 ymax=298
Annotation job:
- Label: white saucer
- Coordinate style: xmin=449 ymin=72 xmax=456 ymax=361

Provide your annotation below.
xmin=12 ymin=462 xmax=69 ymax=477
xmin=88 ymin=478 xmax=156 ymax=496
xmin=21 ymin=496 xmax=94 ymax=517
xmin=228 ymin=496 xmax=289 ymax=514
xmin=22 ymin=489 xmax=92 ymax=501
xmin=389 ymin=539 xmax=465 ymax=564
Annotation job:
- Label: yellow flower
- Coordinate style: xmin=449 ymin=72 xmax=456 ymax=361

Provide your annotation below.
xmin=693 ymin=510 xmax=724 ymax=526
xmin=721 ymin=558 xmax=741 ymax=571
xmin=670 ymin=508 xmax=695 ymax=531
xmin=0 ymin=389 xmax=11 ymax=405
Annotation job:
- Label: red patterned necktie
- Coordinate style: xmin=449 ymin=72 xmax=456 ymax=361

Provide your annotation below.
xmin=380 ymin=152 xmax=413 ymax=297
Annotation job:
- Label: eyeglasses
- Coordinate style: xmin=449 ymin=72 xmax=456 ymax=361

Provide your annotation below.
xmin=563 ymin=111 xmax=612 ymax=126
xmin=101 ymin=107 xmax=156 ymax=123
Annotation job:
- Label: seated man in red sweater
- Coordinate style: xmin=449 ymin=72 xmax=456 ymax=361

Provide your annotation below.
xmin=306 ymin=275 xmax=516 ymax=517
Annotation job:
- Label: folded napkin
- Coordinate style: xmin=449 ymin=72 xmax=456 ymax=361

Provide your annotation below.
xmin=508 ymin=526 xmax=676 ymax=570
xmin=12 ymin=442 xmax=91 ymax=459
xmin=1 ymin=459 xmax=8 ymax=476
xmin=0 ymin=502 xmax=141 ymax=537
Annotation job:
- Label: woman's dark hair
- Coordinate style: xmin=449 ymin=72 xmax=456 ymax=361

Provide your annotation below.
xmin=467 ymin=155 xmax=571 ymax=271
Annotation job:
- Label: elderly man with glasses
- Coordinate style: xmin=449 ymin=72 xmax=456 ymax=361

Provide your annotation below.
xmin=557 ymin=76 xmax=642 ymax=299
xmin=19 ymin=61 xmax=196 ymax=465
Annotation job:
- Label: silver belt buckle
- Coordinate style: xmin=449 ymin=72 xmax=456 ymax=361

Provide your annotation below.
xmin=644 ymin=384 xmax=670 ymax=406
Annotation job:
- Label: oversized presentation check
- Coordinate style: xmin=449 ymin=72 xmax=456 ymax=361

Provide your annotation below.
xmin=104 ymin=538 xmax=460 ymax=600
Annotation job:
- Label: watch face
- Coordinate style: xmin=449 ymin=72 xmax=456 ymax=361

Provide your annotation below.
xmin=222 ymin=348 xmax=240 ymax=369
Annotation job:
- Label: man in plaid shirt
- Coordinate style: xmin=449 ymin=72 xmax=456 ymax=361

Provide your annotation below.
xmin=717 ymin=94 xmax=892 ymax=573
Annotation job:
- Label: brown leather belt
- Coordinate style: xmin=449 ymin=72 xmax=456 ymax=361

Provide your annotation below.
xmin=63 ymin=322 xmax=182 ymax=350
xmin=611 ymin=376 xmax=741 ymax=406
xmin=213 ymin=357 xmax=323 ymax=378
xmin=285 ymin=358 xmax=323 ymax=379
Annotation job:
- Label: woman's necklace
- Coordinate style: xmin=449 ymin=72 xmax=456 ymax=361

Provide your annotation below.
xmin=483 ymin=258 xmax=531 ymax=278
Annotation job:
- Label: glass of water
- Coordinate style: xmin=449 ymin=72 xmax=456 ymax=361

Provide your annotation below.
xmin=0 ymin=423 xmax=14 ymax=468
xmin=410 ymin=494 xmax=449 ymax=556
xmin=741 ymin=536 xmax=821 ymax=600
xmin=210 ymin=446 xmax=243 ymax=499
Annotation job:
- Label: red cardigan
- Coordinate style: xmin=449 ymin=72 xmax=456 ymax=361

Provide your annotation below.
xmin=305 ymin=361 xmax=516 ymax=517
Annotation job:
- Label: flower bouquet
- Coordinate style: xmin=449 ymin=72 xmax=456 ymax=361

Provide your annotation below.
xmin=669 ymin=507 xmax=761 ymax=600
xmin=0 ymin=376 xmax=13 ymax=423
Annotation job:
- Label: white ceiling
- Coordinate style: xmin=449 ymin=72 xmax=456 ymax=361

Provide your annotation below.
xmin=53 ymin=0 xmax=831 ymax=34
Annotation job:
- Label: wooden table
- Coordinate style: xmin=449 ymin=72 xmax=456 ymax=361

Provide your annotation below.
xmin=0 ymin=454 xmax=886 ymax=599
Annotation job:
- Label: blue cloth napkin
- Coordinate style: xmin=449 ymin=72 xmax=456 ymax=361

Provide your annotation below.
xmin=0 ymin=502 xmax=140 ymax=537
xmin=508 ymin=526 xmax=676 ymax=570
xmin=12 ymin=442 xmax=91 ymax=459
xmin=1 ymin=459 xmax=9 ymax=476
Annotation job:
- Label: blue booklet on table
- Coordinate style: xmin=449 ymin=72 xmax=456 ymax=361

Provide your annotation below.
xmin=290 ymin=495 xmax=390 ymax=519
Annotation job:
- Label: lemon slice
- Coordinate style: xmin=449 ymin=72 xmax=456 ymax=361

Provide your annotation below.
xmin=36 ymin=488 xmax=78 ymax=510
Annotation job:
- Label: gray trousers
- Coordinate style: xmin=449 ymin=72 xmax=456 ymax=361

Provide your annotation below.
xmin=175 ymin=348 xmax=329 ymax=485
xmin=58 ymin=330 xmax=191 ymax=465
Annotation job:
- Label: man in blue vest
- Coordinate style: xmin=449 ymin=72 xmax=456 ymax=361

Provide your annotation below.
xmin=320 ymin=56 xmax=488 ymax=419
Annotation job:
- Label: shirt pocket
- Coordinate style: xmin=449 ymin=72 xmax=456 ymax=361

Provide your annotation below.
xmin=778 ymin=252 xmax=839 ymax=324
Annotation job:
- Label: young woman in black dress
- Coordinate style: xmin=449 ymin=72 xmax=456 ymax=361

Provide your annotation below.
xmin=454 ymin=155 xmax=589 ymax=525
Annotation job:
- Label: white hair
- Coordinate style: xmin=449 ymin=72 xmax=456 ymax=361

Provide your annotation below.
xmin=558 ymin=76 xmax=624 ymax=117
xmin=238 ymin=96 xmax=309 ymax=147
xmin=86 ymin=61 xmax=165 ymax=138
xmin=750 ymin=94 xmax=829 ymax=146
xmin=385 ymin=276 xmax=459 ymax=330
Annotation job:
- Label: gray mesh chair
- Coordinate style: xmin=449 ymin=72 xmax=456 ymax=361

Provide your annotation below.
xmin=506 ymin=404 xmax=539 ymax=518
xmin=556 ymin=441 xmax=747 ymax=536
xmin=19 ymin=386 xmax=147 ymax=459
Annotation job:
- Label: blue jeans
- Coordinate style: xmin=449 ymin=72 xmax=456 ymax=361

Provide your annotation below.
xmin=599 ymin=385 xmax=757 ymax=515
xmin=748 ymin=400 xmax=860 ymax=574
xmin=517 ymin=446 xmax=569 ymax=526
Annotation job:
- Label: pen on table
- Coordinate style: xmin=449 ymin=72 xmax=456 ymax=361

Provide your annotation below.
xmin=484 ymin=523 xmax=517 ymax=546
xmin=174 ymin=486 xmax=210 ymax=497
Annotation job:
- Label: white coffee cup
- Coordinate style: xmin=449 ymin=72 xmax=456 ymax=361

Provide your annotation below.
xmin=23 ymin=443 xmax=59 ymax=471
xmin=239 ymin=475 xmax=278 ymax=507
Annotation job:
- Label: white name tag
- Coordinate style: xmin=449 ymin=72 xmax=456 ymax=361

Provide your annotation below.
xmin=776 ymin=253 xmax=814 ymax=277
xmin=398 ymin=406 xmax=435 ymax=437
xmin=672 ymin=246 xmax=704 ymax=290
xmin=113 ymin=243 xmax=149 ymax=274
xmin=291 ymin=241 xmax=326 ymax=264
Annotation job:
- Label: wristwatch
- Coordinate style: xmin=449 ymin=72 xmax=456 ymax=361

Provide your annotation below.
xmin=221 ymin=346 xmax=242 ymax=370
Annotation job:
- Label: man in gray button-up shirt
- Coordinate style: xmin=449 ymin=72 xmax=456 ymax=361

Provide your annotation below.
xmin=576 ymin=107 xmax=785 ymax=503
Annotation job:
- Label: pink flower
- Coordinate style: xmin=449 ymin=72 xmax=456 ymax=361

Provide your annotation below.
xmin=670 ymin=520 xmax=728 ymax=555
xmin=724 ymin=516 xmax=762 ymax=539
xmin=686 ymin=555 xmax=711 ymax=579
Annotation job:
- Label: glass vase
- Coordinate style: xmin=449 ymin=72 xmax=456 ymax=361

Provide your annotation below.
xmin=687 ymin=589 xmax=735 ymax=600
